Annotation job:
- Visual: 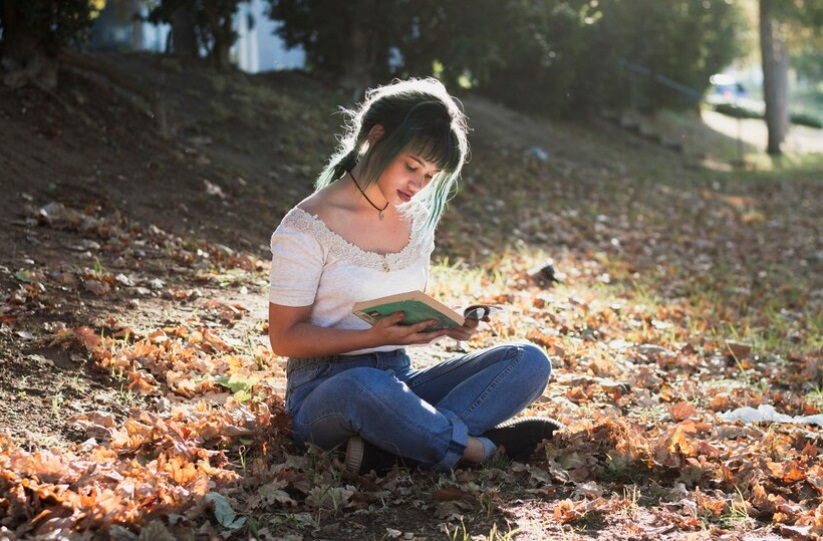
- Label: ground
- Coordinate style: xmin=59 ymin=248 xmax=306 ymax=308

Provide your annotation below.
xmin=701 ymin=109 xmax=823 ymax=155
xmin=1 ymin=53 xmax=823 ymax=541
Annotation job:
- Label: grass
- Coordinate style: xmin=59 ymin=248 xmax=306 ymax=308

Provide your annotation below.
xmin=729 ymin=152 xmax=823 ymax=175
xmin=804 ymin=386 xmax=823 ymax=411
xmin=50 ymin=391 xmax=65 ymax=419
xmin=428 ymin=257 xmax=511 ymax=303
xmin=717 ymin=489 xmax=754 ymax=529
xmin=446 ymin=520 xmax=519 ymax=541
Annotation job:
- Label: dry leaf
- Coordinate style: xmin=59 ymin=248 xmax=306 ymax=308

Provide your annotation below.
xmin=669 ymin=401 xmax=697 ymax=421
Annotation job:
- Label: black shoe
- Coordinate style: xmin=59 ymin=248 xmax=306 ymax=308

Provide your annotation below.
xmin=482 ymin=417 xmax=563 ymax=461
xmin=344 ymin=436 xmax=418 ymax=476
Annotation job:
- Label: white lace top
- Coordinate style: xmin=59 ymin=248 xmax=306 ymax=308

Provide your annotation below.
xmin=269 ymin=207 xmax=435 ymax=355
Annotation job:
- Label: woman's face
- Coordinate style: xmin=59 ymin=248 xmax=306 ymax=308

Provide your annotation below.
xmin=377 ymin=151 xmax=440 ymax=205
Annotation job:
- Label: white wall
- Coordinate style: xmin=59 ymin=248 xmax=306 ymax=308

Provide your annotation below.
xmin=236 ymin=0 xmax=305 ymax=73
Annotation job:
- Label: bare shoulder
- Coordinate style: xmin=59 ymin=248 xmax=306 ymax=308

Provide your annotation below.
xmin=296 ymin=182 xmax=356 ymax=230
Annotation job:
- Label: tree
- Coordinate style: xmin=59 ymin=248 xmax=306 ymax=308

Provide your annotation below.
xmin=0 ymin=0 xmax=104 ymax=88
xmin=268 ymin=0 xmax=743 ymax=117
xmin=393 ymin=0 xmax=505 ymax=88
xmin=759 ymin=0 xmax=823 ymax=155
xmin=168 ymin=6 xmax=199 ymax=56
xmin=475 ymin=0 xmax=742 ymax=116
xmin=760 ymin=0 xmax=789 ymax=154
xmin=266 ymin=0 xmax=403 ymax=97
xmin=147 ymin=0 xmax=249 ymax=69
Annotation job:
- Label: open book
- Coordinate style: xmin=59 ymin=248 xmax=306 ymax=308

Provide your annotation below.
xmin=352 ymin=290 xmax=499 ymax=331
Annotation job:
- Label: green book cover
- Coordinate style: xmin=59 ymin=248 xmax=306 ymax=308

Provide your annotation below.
xmin=352 ymin=290 xmax=464 ymax=331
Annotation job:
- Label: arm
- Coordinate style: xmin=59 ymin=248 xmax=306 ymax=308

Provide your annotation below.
xmin=268 ymin=302 xmax=450 ymax=358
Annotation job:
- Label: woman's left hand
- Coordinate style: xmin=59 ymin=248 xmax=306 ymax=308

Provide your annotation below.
xmin=445 ymin=316 xmax=481 ymax=341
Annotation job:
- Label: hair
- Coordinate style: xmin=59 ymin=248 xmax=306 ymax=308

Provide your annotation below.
xmin=316 ymin=78 xmax=470 ymax=238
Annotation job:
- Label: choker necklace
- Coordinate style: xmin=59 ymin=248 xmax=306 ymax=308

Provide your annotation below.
xmin=349 ymin=170 xmax=389 ymax=220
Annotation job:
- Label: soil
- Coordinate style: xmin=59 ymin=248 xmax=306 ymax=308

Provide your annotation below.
xmin=0 ymin=52 xmax=345 ymax=445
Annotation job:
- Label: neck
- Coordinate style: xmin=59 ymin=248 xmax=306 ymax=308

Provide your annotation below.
xmin=348 ymin=168 xmax=389 ymax=217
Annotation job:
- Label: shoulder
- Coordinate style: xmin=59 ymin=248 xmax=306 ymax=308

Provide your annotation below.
xmin=297 ymin=182 xmax=360 ymax=234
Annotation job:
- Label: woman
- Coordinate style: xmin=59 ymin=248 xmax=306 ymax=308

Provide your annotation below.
xmin=268 ymin=78 xmax=559 ymax=474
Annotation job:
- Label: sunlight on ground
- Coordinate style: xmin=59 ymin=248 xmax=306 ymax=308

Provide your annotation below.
xmin=700 ymin=108 xmax=823 ymax=171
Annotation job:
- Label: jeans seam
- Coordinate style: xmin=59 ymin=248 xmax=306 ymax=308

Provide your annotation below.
xmin=458 ymin=346 xmax=524 ymax=420
xmin=407 ymin=345 xmax=518 ymax=390
xmin=407 ymin=360 xmax=470 ymax=390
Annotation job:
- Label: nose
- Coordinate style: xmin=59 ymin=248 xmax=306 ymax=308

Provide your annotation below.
xmin=410 ymin=173 xmax=424 ymax=192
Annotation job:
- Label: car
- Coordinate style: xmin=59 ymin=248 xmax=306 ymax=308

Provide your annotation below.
xmin=706 ymin=73 xmax=747 ymax=105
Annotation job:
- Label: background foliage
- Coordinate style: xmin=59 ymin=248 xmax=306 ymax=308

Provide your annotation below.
xmin=0 ymin=0 xmax=104 ymax=62
xmin=146 ymin=0 xmax=250 ymax=68
xmin=266 ymin=0 xmax=744 ymax=116
xmin=0 ymin=0 xmax=751 ymax=115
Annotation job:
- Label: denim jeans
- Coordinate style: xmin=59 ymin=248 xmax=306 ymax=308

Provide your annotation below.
xmin=285 ymin=342 xmax=552 ymax=471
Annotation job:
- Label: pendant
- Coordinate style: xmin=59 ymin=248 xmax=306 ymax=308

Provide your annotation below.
xmin=379 ymin=210 xmax=384 ymax=220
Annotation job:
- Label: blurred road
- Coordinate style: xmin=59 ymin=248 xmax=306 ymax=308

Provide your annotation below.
xmin=701 ymin=109 xmax=823 ymax=154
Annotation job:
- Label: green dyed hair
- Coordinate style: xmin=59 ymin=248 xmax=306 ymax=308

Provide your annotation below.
xmin=316 ymin=78 xmax=470 ymax=238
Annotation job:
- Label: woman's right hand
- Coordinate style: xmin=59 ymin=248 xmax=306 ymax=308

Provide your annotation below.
xmin=368 ymin=311 xmax=449 ymax=346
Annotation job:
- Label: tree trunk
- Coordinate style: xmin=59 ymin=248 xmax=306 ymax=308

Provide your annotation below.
xmin=760 ymin=0 xmax=790 ymax=155
xmin=170 ymin=7 xmax=199 ymax=57
xmin=340 ymin=2 xmax=377 ymax=101
xmin=209 ymin=15 xmax=234 ymax=69
xmin=130 ymin=0 xmax=144 ymax=50
xmin=1 ymin=0 xmax=33 ymax=67
xmin=0 ymin=0 xmax=57 ymax=89
xmin=212 ymin=37 xmax=231 ymax=69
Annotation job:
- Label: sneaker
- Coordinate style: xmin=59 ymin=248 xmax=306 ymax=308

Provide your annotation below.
xmin=344 ymin=436 xmax=418 ymax=476
xmin=482 ymin=417 xmax=563 ymax=461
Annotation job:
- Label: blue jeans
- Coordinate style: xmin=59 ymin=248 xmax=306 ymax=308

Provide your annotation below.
xmin=285 ymin=342 xmax=552 ymax=471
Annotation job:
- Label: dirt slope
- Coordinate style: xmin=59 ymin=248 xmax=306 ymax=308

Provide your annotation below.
xmin=0 ymin=53 xmax=341 ymax=446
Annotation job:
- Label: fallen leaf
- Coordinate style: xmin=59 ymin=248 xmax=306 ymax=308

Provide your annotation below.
xmin=670 ymin=401 xmax=697 ymax=422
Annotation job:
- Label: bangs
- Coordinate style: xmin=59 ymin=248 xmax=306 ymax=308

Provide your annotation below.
xmin=390 ymin=99 xmax=464 ymax=176
xmin=405 ymin=134 xmax=462 ymax=176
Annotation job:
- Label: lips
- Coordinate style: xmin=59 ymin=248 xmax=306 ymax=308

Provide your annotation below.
xmin=397 ymin=190 xmax=412 ymax=202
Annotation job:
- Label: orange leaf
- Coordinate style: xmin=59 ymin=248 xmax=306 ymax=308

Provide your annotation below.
xmin=433 ymin=485 xmax=465 ymax=502
xmin=802 ymin=442 xmax=819 ymax=458
xmin=669 ymin=401 xmax=696 ymax=421
xmin=74 ymin=326 xmax=101 ymax=351
xmin=552 ymin=499 xmax=580 ymax=523
xmin=782 ymin=463 xmax=806 ymax=484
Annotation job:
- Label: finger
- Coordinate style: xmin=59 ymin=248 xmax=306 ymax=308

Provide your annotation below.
xmin=462 ymin=319 xmax=480 ymax=330
xmin=408 ymin=319 xmax=439 ymax=333
xmin=377 ymin=311 xmax=406 ymax=327
xmin=445 ymin=329 xmax=471 ymax=341
xmin=412 ymin=330 xmax=448 ymax=344
xmin=445 ymin=322 xmax=476 ymax=339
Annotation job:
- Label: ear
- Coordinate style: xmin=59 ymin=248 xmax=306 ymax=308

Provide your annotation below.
xmin=367 ymin=124 xmax=385 ymax=145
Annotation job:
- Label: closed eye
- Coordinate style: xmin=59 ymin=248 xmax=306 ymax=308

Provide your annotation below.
xmin=407 ymin=155 xmax=440 ymax=179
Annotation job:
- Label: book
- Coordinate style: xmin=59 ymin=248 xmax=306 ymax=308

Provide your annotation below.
xmin=352 ymin=290 xmax=499 ymax=331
